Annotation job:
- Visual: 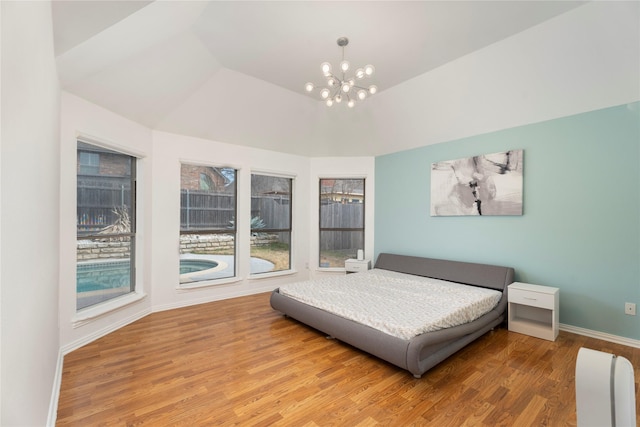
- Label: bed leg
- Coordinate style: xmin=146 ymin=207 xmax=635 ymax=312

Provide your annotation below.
xmin=413 ymin=374 xmax=422 ymax=379
xmin=325 ymin=335 xmax=335 ymax=340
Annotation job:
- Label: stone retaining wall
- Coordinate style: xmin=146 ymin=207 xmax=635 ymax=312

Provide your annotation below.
xmin=77 ymin=234 xmax=277 ymax=261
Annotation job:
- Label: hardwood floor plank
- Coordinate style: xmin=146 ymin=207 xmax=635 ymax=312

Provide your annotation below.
xmin=57 ymin=292 xmax=640 ymax=426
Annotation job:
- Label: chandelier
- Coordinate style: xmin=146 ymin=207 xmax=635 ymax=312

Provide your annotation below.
xmin=304 ymin=37 xmax=377 ymax=108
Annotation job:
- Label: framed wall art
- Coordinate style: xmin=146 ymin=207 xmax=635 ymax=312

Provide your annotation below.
xmin=431 ymin=149 xmax=523 ymax=216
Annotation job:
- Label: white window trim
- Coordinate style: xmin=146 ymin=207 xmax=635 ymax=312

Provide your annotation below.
xmin=178 ymin=162 xmax=239 ymax=288
xmin=248 ymin=269 xmax=298 ymax=280
xmin=77 ymin=132 xmax=147 ymax=159
xmin=176 ymin=276 xmax=242 ymax=290
xmin=318 ymin=177 xmax=366 ymax=270
xmin=250 ymin=171 xmax=295 ymax=275
xmin=72 ymin=291 xmax=147 ymax=328
xmin=75 ymin=137 xmax=143 ymax=318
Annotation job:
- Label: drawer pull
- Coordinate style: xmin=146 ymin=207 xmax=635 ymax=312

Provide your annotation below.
xmin=524 ymin=297 xmax=537 ymax=301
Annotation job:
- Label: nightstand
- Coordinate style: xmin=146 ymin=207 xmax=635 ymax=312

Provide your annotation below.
xmin=345 ymin=259 xmax=371 ymax=273
xmin=508 ymin=282 xmax=559 ymax=341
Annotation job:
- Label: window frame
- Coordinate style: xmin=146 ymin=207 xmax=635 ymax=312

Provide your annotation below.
xmin=250 ymin=173 xmax=293 ymax=275
xmin=179 ymin=163 xmax=238 ymax=287
xmin=78 ymin=151 xmax=100 ymax=175
xmin=318 ymin=178 xmax=365 ymax=269
xmin=76 ymin=141 xmax=137 ymax=312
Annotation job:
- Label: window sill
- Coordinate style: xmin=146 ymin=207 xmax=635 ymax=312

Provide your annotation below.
xmin=248 ymin=269 xmax=298 ymax=280
xmin=176 ymin=276 xmax=242 ymax=291
xmin=73 ymin=291 xmax=147 ymax=328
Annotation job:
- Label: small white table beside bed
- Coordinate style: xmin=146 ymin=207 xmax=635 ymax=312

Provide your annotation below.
xmin=270 ymin=253 xmax=515 ymax=378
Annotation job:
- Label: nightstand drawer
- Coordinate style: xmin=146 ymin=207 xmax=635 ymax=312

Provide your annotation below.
xmin=509 ymin=287 xmax=555 ymax=310
xmin=345 ymin=259 xmax=371 ymax=273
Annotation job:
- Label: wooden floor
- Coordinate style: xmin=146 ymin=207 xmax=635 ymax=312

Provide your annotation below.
xmin=57 ymin=292 xmax=640 ymax=426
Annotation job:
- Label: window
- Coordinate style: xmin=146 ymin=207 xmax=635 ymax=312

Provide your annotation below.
xmin=251 ymin=174 xmax=292 ymax=274
xmin=180 ymin=164 xmax=237 ymax=284
xmin=199 ymin=173 xmax=213 ymax=191
xmin=78 ymin=151 xmax=100 ymax=174
xmin=76 ymin=142 xmax=136 ymax=310
xmin=319 ymin=178 xmax=365 ymax=268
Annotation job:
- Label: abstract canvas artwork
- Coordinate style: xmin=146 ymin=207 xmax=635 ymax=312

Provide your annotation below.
xmin=431 ymin=149 xmax=523 ymax=216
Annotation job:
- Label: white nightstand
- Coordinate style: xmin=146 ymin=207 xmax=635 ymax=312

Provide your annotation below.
xmin=508 ymin=282 xmax=559 ymax=341
xmin=345 ymin=259 xmax=371 ymax=273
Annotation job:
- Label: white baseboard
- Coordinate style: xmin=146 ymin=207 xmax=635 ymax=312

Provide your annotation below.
xmin=560 ymin=323 xmax=640 ymax=348
xmin=152 ymin=284 xmax=277 ymax=313
xmin=60 ymin=307 xmax=152 ymax=356
xmin=46 ymin=349 xmax=65 ymax=427
xmin=48 ymin=287 xmax=277 ymax=425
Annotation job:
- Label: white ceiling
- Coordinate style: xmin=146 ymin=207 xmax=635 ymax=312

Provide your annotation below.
xmin=52 ymin=1 xmax=585 ymax=155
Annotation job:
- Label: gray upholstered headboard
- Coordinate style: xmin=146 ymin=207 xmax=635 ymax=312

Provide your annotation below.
xmin=374 ymin=253 xmax=514 ymax=292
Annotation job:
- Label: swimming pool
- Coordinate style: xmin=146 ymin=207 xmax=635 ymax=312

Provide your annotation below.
xmin=180 ymin=259 xmax=219 ymax=274
xmin=77 ymin=259 xmax=220 ymax=293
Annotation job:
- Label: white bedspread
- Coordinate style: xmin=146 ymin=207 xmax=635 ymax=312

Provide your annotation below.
xmin=278 ymin=269 xmax=502 ymax=340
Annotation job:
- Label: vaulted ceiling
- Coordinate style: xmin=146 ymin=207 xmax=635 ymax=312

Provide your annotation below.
xmin=52 ymin=1 xmax=585 ymax=156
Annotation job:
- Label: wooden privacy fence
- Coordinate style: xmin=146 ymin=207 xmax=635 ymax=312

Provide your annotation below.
xmin=181 ymin=192 xmax=296 ymax=230
xmin=77 ymin=176 xmax=131 ymax=234
xmin=181 ymin=190 xmax=235 ymax=230
xmin=320 ymin=203 xmax=364 ymax=251
xmin=79 ymin=186 xmax=363 ymax=248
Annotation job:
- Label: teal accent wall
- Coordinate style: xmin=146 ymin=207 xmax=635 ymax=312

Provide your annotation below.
xmin=375 ymin=102 xmax=640 ymax=340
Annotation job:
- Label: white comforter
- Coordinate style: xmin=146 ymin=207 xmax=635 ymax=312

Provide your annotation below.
xmin=278 ymin=269 xmax=502 ymax=340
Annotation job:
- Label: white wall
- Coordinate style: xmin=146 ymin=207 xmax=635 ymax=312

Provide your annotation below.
xmin=1 ymin=2 xmax=60 ymax=425
xmin=58 ymin=94 xmax=376 ymax=353
xmin=59 ymin=94 xmax=376 ymax=345
xmin=59 ymin=93 xmax=154 ymax=351
xmin=150 ymin=130 xmax=314 ymax=310
xmin=156 ymin=68 xmax=323 ymax=157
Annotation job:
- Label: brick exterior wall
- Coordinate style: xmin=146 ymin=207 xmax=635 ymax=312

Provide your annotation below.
xmin=180 ymin=164 xmax=228 ymax=191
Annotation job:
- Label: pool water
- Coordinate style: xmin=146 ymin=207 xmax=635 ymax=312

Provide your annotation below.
xmin=179 ymin=259 xmax=219 ymax=275
xmin=77 ymin=259 xmax=219 ymax=293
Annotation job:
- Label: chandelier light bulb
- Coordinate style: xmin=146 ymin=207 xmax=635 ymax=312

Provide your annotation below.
xmin=306 ymin=37 xmax=377 ymax=108
xmin=364 ymin=64 xmax=375 ymax=76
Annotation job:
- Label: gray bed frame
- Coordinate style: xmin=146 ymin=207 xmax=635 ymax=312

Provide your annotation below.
xmin=270 ymin=253 xmax=515 ymax=378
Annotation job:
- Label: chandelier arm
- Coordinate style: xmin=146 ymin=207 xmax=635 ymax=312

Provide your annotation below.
xmin=307 ymin=37 xmax=376 ymax=106
xmin=324 ymin=72 xmax=339 ymax=82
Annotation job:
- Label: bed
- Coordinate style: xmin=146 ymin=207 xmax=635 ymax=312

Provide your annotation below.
xmin=270 ymin=253 xmax=515 ymax=378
